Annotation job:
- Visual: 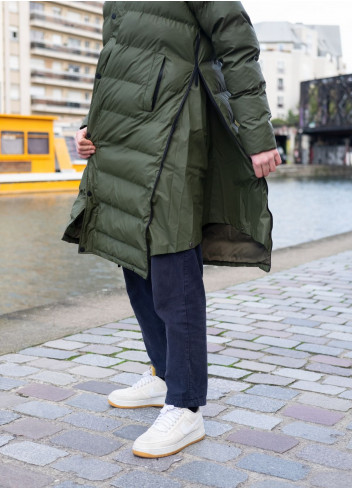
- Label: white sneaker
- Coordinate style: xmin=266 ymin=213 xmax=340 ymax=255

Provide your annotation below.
xmin=132 ymin=403 xmax=205 ymax=458
xmin=108 ymin=366 xmax=167 ymax=408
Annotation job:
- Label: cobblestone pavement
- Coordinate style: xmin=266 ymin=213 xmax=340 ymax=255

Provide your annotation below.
xmin=1 ymin=250 xmax=352 ymax=488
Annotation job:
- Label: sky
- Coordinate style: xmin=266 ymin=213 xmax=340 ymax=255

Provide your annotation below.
xmin=244 ymin=0 xmax=352 ymax=71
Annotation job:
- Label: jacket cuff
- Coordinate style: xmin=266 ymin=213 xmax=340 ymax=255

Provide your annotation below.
xmin=238 ymin=121 xmax=277 ymax=156
xmin=80 ymin=113 xmax=89 ymax=130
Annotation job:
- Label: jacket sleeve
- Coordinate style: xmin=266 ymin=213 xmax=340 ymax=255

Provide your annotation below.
xmin=80 ymin=112 xmax=89 ymax=129
xmin=188 ymin=1 xmax=276 ymax=155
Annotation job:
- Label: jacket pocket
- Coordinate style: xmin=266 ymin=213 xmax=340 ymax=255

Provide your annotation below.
xmin=143 ymin=53 xmax=166 ymax=111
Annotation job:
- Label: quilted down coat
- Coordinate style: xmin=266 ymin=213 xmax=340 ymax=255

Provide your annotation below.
xmin=62 ymin=1 xmax=277 ymax=279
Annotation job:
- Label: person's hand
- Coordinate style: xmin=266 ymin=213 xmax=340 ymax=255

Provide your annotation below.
xmin=75 ymin=127 xmax=96 ymax=159
xmin=250 ymin=148 xmax=282 ymax=178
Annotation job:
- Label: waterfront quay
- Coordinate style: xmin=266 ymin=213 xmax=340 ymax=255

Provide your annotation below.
xmin=0 ymin=234 xmax=352 ymax=487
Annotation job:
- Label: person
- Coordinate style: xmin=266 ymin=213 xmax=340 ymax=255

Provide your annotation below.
xmin=62 ymin=1 xmax=281 ymax=459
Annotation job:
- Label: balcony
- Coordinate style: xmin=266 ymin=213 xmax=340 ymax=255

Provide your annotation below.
xmin=51 ymin=1 xmax=103 ymax=15
xmin=31 ymin=68 xmax=94 ymax=89
xmin=31 ymin=96 xmax=90 ymax=115
xmin=30 ymin=12 xmax=102 ymax=40
xmin=30 ymin=41 xmax=100 ymax=64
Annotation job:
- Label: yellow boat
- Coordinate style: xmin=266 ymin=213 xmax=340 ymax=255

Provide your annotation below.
xmin=0 ymin=114 xmax=85 ymax=195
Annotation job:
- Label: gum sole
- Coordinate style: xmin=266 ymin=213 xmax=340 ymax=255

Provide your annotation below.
xmin=108 ymin=399 xmax=164 ymax=409
xmin=132 ymin=433 xmax=206 ymax=458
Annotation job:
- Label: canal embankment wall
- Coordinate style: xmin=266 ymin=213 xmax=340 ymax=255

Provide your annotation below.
xmin=1 ymin=229 xmax=352 ymax=355
xmin=270 ymin=164 xmax=352 ymax=179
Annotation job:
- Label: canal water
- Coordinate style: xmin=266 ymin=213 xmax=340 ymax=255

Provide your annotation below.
xmin=1 ymin=178 xmax=352 ymax=315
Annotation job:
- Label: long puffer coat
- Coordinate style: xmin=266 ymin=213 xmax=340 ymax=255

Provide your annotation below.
xmin=62 ymin=1 xmax=277 ymax=279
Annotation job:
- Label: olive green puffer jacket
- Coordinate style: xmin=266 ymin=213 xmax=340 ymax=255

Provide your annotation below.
xmin=62 ymin=1 xmax=277 ymax=279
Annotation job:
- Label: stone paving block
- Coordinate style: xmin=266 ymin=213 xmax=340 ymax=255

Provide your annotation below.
xmin=43 ymin=340 xmax=86 ymax=350
xmin=64 ymin=334 xmax=119 ymax=344
xmin=282 ymin=404 xmax=344 ymax=425
xmin=282 ymin=421 xmax=344 ymax=444
xmin=74 ymin=380 xmax=122 ymax=395
xmin=251 ymin=321 xmax=289 ymax=331
xmin=291 ymin=380 xmax=345 ymax=395
xmin=248 ymin=314 xmax=284 ymax=322
xmin=306 ymin=362 xmax=352 ymax=376
xmin=116 ymin=340 xmax=146 ymax=350
xmin=83 ymin=327 xmax=117 ymax=335
xmin=253 ymin=337 xmax=301 ymax=348
xmin=207 ymin=343 xmax=226 ymax=353
xmin=113 ymin=446 xmax=182 ymax=471
xmin=54 ymin=482 xmax=90 ymax=488
xmin=117 ymin=317 xmax=139 ymax=324
xmin=50 ymin=429 xmax=122 ymax=456
xmin=226 ymin=393 xmax=286 ymax=412
xmin=297 ymin=392 xmax=352 ymax=411
xmin=204 ymin=419 xmax=233 ymax=437
xmin=263 ymin=346 xmax=309 ymax=358
xmin=29 ymin=371 xmax=77 ymax=386
xmin=311 ymin=354 xmax=352 ymax=367
xmin=286 ymin=326 xmax=327 ymax=337
xmin=322 ymin=375 xmax=352 ymax=389
xmin=248 ymin=479 xmax=298 ymax=488
xmin=220 ymin=331 xmax=258 ymax=340
xmin=227 ymin=428 xmax=298 ymax=453
xmin=207 ymin=353 xmax=238 ymax=365
xmin=68 ymin=365 xmax=115 ymax=378
xmin=206 ymin=334 xmax=232 ymax=344
xmin=115 ymin=350 xmax=150 ymax=363
xmin=72 ymin=353 xmax=121 ymax=368
xmin=108 ymin=406 xmax=159 ymax=424
xmin=207 ymin=326 xmax=226 ymax=335
xmin=245 ymin=384 xmax=299 ymax=400
xmin=112 ymin=330 xmax=143 ymax=339
xmin=65 ymin=392 xmax=109 ymax=412
xmin=283 ymin=318 xmax=321 ymax=327
xmin=260 ymin=355 xmax=307 ymax=368
xmin=113 ymin=424 xmax=147 ymax=440
xmin=0 ymin=411 xmax=20 ymax=425
xmin=170 ymin=460 xmax=248 ymax=487
xmin=111 ymin=471 xmax=182 ymax=488
xmin=295 ymin=343 xmax=343 ymax=355
xmin=328 ymin=339 xmax=352 ymax=350
xmin=227 ymin=340 xmax=267 ymax=351
xmin=235 ymin=360 xmax=276 ymax=372
xmin=27 ymin=358 xmax=72 ymax=370
xmin=0 ymin=377 xmax=26 ymax=391
xmin=251 ymin=328 xmax=293 ymax=338
xmin=3 ymin=417 xmax=63 ymax=439
xmin=13 ymin=400 xmax=71 ymax=419
xmin=184 ymin=439 xmax=241 ymax=461
xmin=62 ymin=412 xmax=122 ymax=432
xmin=0 ymin=353 xmax=37 ymax=363
xmin=52 ymin=454 xmax=122 ymax=481
xmin=221 ymin=409 xmax=282 ymax=430
xmin=296 ymin=443 xmax=352 ymax=469
xmin=79 ymin=344 xmax=122 ymax=355
xmin=200 ymin=402 xmax=227 ymax=417
xmin=109 ymin=322 xmax=141 ymax=330
xmin=109 ymin=372 xmax=142 ymax=386
xmin=208 ymin=377 xmax=249 ymax=392
xmin=0 ymin=392 xmax=28 ymax=408
xmin=0 ymin=463 xmax=54 ymax=488
xmin=0 ymin=434 xmax=14 ymax=446
xmin=309 ymin=470 xmax=352 ymax=488
xmin=19 ymin=347 xmax=74 ymax=360
xmin=17 ymin=383 xmax=75 ymax=401
xmin=339 ymin=390 xmax=352 ymax=399
xmin=213 ymin=320 xmax=254 ymax=330
xmin=114 ymin=361 xmax=148 ymax=374
xmin=0 ymin=363 xmax=39 ymax=377
xmin=275 ymin=367 xmax=322 ymax=381
xmin=236 ymin=452 xmax=310 ymax=481
xmin=0 ymin=440 xmax=67 ymax=466
xmin=244 ymin=373 xmax=295 ymax=386
xmin=208 ymin=365 xmax=251 ymax=379
xmin=220 ymin=348 xmax=264 ymax=360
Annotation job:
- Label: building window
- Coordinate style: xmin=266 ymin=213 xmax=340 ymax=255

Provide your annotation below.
xmin=95 ymin=16 xmax=100 ymax=25
xmin=31 ymin=57 xmax=45 ymax=68
xmin=277 ymin=60 xmax=285 ymax=74
xmin=1 ymin=131 xmax=24 ymax=154
xmin=10 ymin=85 xmax=20 ymax=100
xmin=52 ymin=6 xmax=61 ymax=16
xmin=52 ymin=61 xmax=62 ymax=71
xmin=28 ymin=132 xmax=49 ymax=154
xmin=53 ymin=89 xmax=62 ymax=100
xmin=30 ymin=86 xmax=45 ymax=97
xmin=85 ymin=92 xmax=90 ymax=100
xmin=52 ymin=34 xmax=62 ymax=45
xmin=68 ymin=37 xmax=81 ymax=48
xmin=84 ymin=15 xmax=89 ymax=23
xmin=30 ymin=29 xmax=44 ymax=41
xmin=9 ymin=2 xmax=19 ymax=13
xmin=68 ymin=90 xmax=82 ymax=101
xmin=68 ymin=64 xmax=80 ymax=73
xmin=85 ymin=40 xmax=90 ymax=48
xmin=10 ymin=55 xmax=19 ymax=70
xmin=10 ymin=26 xmax=18 ymax=41
xmin=278 ymin=43 xmax=285 ymax=51
xmin=30 ymin=1 xmax=44 ymax=12
xmin=277 ymin=96 xmax=284 ymax=108
xmin=95 ymin=42 xmax=100 ymax=50
xmin=84 ymin=66 xmax=90 ymax=74
xmin=277 ymin=78 xmax=284 ymax=90
xmin=67 ymin=11 xmax=81 ymax=22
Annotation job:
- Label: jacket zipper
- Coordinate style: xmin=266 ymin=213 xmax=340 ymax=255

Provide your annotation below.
xmin=144 ymin=32 xmax=201 ymax=276
xmin=151 ymin=57 xmax=166 ymax=111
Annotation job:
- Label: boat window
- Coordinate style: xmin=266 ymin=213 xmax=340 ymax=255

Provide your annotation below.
xmin=28 ymin=132 xmax=49 ymax=154
xmin=0 ymin=131 xmax=24 ymax=154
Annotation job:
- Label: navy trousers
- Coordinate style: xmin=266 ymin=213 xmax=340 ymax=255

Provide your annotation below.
xmin=122 ymin=243 xmax=207 ymax=407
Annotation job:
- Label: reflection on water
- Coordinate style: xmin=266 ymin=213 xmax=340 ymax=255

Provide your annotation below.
xmin=1 ymin=178 xmax=352 ymax=315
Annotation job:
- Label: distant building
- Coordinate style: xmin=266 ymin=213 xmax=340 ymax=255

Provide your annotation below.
xmin=0 ymin=1 xmax=103 ymax=127
xmin=299 ymin=73 xmax=352 ymax=165
xmin=254 ymin=21 xmax=345 ymax=121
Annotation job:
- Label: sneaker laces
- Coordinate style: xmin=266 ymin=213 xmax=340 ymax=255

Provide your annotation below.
xmin=152 ymin=404 xmax=184 ymax=432
xmin=131 ymin=366 xmax=155 ymax=390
